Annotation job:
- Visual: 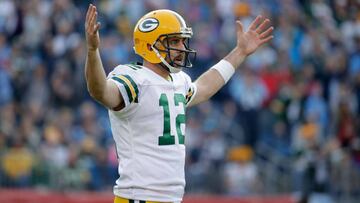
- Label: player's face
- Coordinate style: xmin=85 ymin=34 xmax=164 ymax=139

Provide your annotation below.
xmin=165 ymin=36 xmax=187 ymax=67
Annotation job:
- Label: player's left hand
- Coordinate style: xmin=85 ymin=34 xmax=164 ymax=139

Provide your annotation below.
xmin=235 ymin=15 xmax=274 ymax=56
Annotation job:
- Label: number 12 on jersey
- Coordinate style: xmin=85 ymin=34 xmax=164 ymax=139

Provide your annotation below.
xmin=158 ymin=93 xmax=186 ymax=145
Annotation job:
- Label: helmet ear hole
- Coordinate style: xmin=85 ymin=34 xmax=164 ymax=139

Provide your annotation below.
xmin=147 ymin=44 xmax=153 ymax=51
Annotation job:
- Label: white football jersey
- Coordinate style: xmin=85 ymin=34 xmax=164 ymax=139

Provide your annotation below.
xmin=107 ymin=63 xmax=197 ymax=202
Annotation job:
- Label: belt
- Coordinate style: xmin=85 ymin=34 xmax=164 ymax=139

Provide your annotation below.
xmin=114 ymin=196 xmax=172 ymax=203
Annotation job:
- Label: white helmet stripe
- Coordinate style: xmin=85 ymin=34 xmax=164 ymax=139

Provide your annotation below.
xmin=169 ymin=10 xmax=187 ymax=27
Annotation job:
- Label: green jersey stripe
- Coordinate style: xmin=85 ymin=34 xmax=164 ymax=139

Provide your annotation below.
xmin=123 ymin=75 xmax=139 ymax=103
xmin=126 ymin=64 xmax=142 ymax=70
xmin=112 ymin=76 xmax=134 ymax=103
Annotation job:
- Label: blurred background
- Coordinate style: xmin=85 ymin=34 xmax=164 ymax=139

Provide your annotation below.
xmin=0 ymin=0 xmax=360 ymax=203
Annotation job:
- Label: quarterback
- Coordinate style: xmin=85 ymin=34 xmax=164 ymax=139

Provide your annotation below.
xmin=85 ymin=4 xmax=273 ymax=203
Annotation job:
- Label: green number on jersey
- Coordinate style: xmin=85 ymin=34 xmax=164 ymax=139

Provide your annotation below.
xmin=159 ymin=94 xmax=175 ymax=145
xmin=174 ymin=93 xmax=186 ymax=144
xmin=158 ymin=93 xmax=186 ymax=145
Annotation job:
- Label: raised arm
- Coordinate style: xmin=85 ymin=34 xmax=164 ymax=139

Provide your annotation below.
xmin=85 ymin=4 xmax=124 ymax=110
xmin=189 ymin=16 xmax=273 ymax=106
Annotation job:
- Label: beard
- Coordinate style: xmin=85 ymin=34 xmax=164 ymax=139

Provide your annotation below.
xmin=166 ymin=53 xmax=185 ymax=67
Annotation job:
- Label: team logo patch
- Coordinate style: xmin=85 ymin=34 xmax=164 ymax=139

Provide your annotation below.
xmin=138 ymin=18 xmax=159 ymax=32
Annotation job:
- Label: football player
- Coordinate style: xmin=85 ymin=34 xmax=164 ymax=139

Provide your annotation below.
xmin=85 ymin=4 xmax=273 ymax=203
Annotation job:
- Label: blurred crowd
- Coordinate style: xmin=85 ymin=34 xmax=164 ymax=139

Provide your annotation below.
xmin=0 ymin=0 xmax=360 ymax=202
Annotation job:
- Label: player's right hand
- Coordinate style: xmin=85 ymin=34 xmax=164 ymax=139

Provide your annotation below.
xmin=85 ymin=4 xmax=101 ymax=51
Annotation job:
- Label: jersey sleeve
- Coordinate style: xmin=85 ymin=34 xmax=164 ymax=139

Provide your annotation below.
xmin=181 ymin=72 xmax=197 ymax=107
xmin=107 ymin=65 xmax=140 ymax=110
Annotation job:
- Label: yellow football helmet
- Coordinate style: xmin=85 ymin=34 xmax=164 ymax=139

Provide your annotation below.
xmin=133 ymin=9 xmax=196 ymax=73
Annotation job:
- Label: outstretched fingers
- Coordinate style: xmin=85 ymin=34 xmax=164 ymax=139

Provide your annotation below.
xmin=85 ymin=4 xmax=92 ymax=23
xmin=252 ymin=16 xmax=274 ymax=45
xmin=259 ymin=35 xmax=274 ymax=46
xmin=255 ymin=18 xmax=271 ymax=34
xmin=86 ymin=4 xmax=95 ymax=27
xmin=260 ymin=26 xmax=274 ymax=39
xmin=89 ymin=11 xmax=97 ymax=32
xmin=87 ymin=5 xmax=99 ymax=34
xmin=248 ymin=15 xmax=263 ymax=31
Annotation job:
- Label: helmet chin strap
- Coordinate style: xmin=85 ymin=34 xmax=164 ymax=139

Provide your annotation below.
xmin=151 ymin=45 xmax=181 ymax=73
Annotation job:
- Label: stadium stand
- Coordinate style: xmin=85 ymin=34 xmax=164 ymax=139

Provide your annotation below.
xmin=0 ymin=0 xmax=359 ymax=202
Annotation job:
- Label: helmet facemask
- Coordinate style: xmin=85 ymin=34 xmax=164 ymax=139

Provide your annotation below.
xmin=151 ymin=33 xmax=196 ymax=73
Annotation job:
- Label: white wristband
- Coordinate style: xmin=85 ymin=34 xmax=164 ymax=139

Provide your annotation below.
xmin=211 ymin=60 xmax=235 ymax=83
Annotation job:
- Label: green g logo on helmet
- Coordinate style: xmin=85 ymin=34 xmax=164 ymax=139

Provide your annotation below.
xmin=138 ymin=18 xmax=159 ymax=33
